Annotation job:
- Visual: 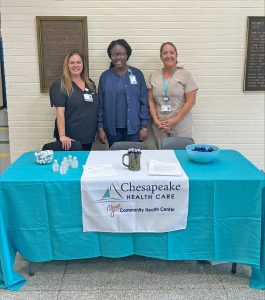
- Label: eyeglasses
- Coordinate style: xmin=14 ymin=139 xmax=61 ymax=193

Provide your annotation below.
xmin=110 ymin=52 xmax=127 ymax=59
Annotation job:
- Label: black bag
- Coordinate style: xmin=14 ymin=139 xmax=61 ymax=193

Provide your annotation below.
xmin=42 ymin=141 xmax=83 ymax=151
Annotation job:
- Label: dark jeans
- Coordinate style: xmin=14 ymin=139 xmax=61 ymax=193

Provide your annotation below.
xmin=107 ymin=128 xmax=139 ymax=147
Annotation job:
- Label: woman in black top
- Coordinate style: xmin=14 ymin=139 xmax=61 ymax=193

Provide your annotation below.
xmin=50 ymin=51 xmax=98 ymax=150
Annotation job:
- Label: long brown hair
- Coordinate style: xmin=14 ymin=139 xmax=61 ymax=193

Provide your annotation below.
xmin=60 ymin=51 xmax=96 ymax=96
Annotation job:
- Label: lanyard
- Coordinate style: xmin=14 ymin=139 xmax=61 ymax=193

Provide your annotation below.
xmin=128 ymin=68 xmax=137 ymax=84
xmin=162 ymin=67 xmax=177 ymax=96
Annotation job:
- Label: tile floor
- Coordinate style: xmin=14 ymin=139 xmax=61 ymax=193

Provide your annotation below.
xmin=0 ymin=255 xmax=264 ymax=300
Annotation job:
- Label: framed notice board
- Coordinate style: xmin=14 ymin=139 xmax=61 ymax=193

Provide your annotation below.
xmin=36 ymin=16 xmax=88 ymax=92
xmin=244 ymin=16 xmax=265 ymax=91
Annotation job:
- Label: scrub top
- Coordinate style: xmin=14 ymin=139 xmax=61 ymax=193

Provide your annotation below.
xmin=50 ymin=80 xmax=99 ymax=144
xmin=98 ymin=66 xmax=150 ymax=136
xmin=147 ymin=68 xmax=198 ymax=135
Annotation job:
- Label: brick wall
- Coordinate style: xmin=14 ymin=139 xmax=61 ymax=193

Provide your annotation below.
xmin=1 ymin=0 xmax=264 ymax=168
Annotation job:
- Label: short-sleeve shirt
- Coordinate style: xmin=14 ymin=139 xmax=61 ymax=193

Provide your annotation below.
xmin=50 ymin=80 xmax=99 ymax=144
xmin=147 ymin=68 xmax=198 ymax=135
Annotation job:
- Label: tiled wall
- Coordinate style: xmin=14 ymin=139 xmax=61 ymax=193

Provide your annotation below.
xmin=1 ymin=0 xmax=264 ymax=168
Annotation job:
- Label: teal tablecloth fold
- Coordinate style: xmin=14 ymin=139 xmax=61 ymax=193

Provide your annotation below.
xmin=0 ymin=191 xmax=26 ymax=290
xmin=250 ymin=178 xmax=265 ymax=290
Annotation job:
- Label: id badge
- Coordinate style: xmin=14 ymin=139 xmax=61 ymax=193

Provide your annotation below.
xmin=84 ymin=93 xmax=93 ymax=102
xmin=129 ymin=75 xmax=137 ymax=85
xmin=161 ymin=104 xmax=172 ymax=112
xmin=163 ymin=96 xmax=169 ymax=101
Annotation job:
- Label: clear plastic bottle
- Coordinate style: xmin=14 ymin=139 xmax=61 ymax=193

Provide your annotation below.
xmin=67 ymin=155 xmax=73 ymax=167
xmin=62 ymin=157 xmax=69 ymax=172
xmin=59 ymin=162 xmax=67 ymax=174
xmin=72 ymin=156 xmax=78 ymax=168
xmin=52 ymin=160 xmax=59 ymax=172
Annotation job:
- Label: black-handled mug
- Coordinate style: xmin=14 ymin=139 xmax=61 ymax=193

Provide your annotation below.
xmin=122 ymin=152 xmax=141 ymax=171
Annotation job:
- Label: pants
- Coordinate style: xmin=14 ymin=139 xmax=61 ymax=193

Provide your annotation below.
xmin=82 ymin=143 xmax=93 ymax=151
xmin=152 ymin=123 xmax=192 ymax=149
xmin=107 ymin=128 xmax=139 ymax=148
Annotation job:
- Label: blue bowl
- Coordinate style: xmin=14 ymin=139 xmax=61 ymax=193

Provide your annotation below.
xmin=186 ymin=144 xmax=220 ymax=163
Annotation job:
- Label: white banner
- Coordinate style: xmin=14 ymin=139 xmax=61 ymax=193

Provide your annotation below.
xmin=81 ymin=150 xmax=189 ymax=233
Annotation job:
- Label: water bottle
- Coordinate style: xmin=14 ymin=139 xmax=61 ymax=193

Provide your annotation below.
xmin=72 ymin=156 xmax=78 ymax=168
xmin=67 ymin=155 xmax=73 ymax=167
xmin=62 ymin=157 xmax=69 ymax=172
xmin=60 ymin=162 xmax=67 ymax=174
xmin=52 ymin=160 xmax=59 ymax=172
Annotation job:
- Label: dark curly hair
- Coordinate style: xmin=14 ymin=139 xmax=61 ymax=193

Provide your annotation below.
xmin=107 ymin=39 xmax=132 ymax=60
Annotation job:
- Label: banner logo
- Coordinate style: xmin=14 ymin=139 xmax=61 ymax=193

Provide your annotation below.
xmin=91 ymin=183 xmax=128 ymax=203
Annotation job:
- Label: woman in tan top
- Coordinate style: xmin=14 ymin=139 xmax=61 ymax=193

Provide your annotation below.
xmin=148 ymin=42 xmax=198 ymax=149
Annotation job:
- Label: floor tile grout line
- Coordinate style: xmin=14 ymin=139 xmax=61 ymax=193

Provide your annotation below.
xmin=214 ymin=264 xmax=234 ymax=299
xmin=57 ymin=260 xmax=68 ymax=295
xmin=201 ymin=262 xmax=229 ymax=296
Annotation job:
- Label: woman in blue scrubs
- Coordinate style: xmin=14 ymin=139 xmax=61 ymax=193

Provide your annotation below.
xmin=97 ymin=39 xmax=150 ymax=147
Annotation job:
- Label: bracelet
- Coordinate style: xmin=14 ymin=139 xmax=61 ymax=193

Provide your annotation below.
xmin=59 ymin=135 xmax=65 ymax=138
xmin=141 ymin=128 xmax=148 ymax=131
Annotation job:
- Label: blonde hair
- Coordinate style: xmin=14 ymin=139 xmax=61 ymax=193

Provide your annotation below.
xmin=60 ymin=51 xmax=96 ymax=96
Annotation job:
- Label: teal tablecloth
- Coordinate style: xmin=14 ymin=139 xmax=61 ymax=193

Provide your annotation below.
xmin=0 ymin=150 xmax=264 ymax=290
